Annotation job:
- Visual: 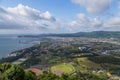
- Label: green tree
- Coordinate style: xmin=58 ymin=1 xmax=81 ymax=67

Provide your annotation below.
xmin=0 ymin=63 xmax=12 ymax=73
xmin=38 ymin=71 xmax=63 ymax=80
xmin=0 ymin=63 xmax=25 ymax=80
xmin=4 ymin=64 xmax=25 ymax=80
xmin=0 ymin=63 xmax=13 ymax=80
xmin=24 ymin=71 xmax=37 ymax=80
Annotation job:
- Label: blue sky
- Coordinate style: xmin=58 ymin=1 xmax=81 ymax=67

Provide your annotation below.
xmin=0 ymin=0 xmax=120 ymax=34
xmin=0 ymin=0 xmax=86 ymax=20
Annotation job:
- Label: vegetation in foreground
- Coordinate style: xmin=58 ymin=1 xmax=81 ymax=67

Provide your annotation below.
xmin=0 ymin=63 xmax=107 ymax=80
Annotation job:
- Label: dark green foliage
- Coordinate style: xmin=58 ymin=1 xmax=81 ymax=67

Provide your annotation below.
xmin=61 ymin=74 xmax=80 ymax=80
xmin=0 ymin=52 xmax=25 ymax=64
xmin=0 ymin=63 xmax=110 ymax=80
xmin=24 ymin=71 xmax=37 ymax=80
xmin=21 ymin=56 xmax=41 ymax=68
xmin=3 ymin=65 xmax=25 ymax=80
xmin=88 ymin=56 xmax=120 ymax=65
xmin=38 ymin=71 xmax=62 ymax=80
xmin=0 ymin=63 xmax=12 ymax=73
xmin=0 ymin=63 xmax=25 ymax=80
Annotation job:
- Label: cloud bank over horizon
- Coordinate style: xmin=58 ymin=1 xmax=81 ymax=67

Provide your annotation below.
xmin=0 ymin=2 xmax=120 ymax=34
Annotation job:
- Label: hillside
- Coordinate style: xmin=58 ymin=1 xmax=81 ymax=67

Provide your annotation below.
xmin=0 ymin=62 xmax=109 ymax=80
xmin=1 ymin=37 xmax=120 ymax=79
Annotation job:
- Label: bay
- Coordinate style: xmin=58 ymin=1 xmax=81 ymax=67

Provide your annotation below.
xmin=0 ymin=35 xmax=39 ymax=58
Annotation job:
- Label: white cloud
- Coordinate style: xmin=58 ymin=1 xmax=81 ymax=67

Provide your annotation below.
xmin=70 ymin=12 xmax=120 ymax=32
xmin=69 ymin=15 xmax=88 ymax=32
xmin=72 ymin=0 xmax=112 ymax=14
xmin=107 ymin=18 xmax=120 ymax=26
xmin=69 ymin=13 xmax=104 ymax=32
xmin=0 ymin=4 xmax=66 ymax=34
xmin=1 ymin=4 xmax=120 ymax=34
xmin=91 ymin=18 xmax=103 ymax=27
xmin=102 ymin=17 xmax=120 ymax=31
xmin=77 ymin=13 xmax=86 ymax=19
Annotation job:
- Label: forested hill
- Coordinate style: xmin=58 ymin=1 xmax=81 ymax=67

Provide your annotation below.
xmin=73 ymin=31 xmax=120 ymax=38
xmin=18 ymin=31 xmax=120 ymax=38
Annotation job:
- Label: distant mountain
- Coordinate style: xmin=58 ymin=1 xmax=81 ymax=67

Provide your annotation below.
xmin=73 ymin=31 xmax=120 ymax=38
xmin=18 ymin=31 xmax=120 ymax=38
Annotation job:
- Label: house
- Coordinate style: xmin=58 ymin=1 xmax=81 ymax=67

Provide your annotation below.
xmin=26 ymin=68 xmax=41 ymax=76
xmin=78 ymin=46 xmax=91 ymax=51
xmin=97 ymin=70 xmax=105 ymax=73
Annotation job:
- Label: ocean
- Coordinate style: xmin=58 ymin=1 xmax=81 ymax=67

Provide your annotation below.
xmin=0 ymin=35 xmax=39 ymax=58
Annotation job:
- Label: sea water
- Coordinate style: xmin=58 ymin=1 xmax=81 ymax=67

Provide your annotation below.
xmin=0 ymin=35 xmax=39 ymax=58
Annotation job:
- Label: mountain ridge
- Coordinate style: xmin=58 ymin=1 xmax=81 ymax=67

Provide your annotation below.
xmin=18 ymin=31 xmax=120 ymax=38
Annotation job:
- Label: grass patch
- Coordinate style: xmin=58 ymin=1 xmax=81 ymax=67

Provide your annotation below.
xmin=77 ymin=57 xmax=101 ymax=69
xmin=51 ymin=63 xmax=75 ymax=74
xmin=73 ymin=57 xmax=102 ymax=73
xmin=12 ymin=58 xmax=27 ymax=65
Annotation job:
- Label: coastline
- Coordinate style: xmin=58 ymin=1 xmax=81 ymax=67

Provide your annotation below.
xmin=0 ymin=36 xmax=41 ymax=58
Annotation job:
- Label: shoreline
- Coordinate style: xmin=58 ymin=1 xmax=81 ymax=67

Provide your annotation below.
xmin=0 ymin=36 xmax=41 ymax=59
